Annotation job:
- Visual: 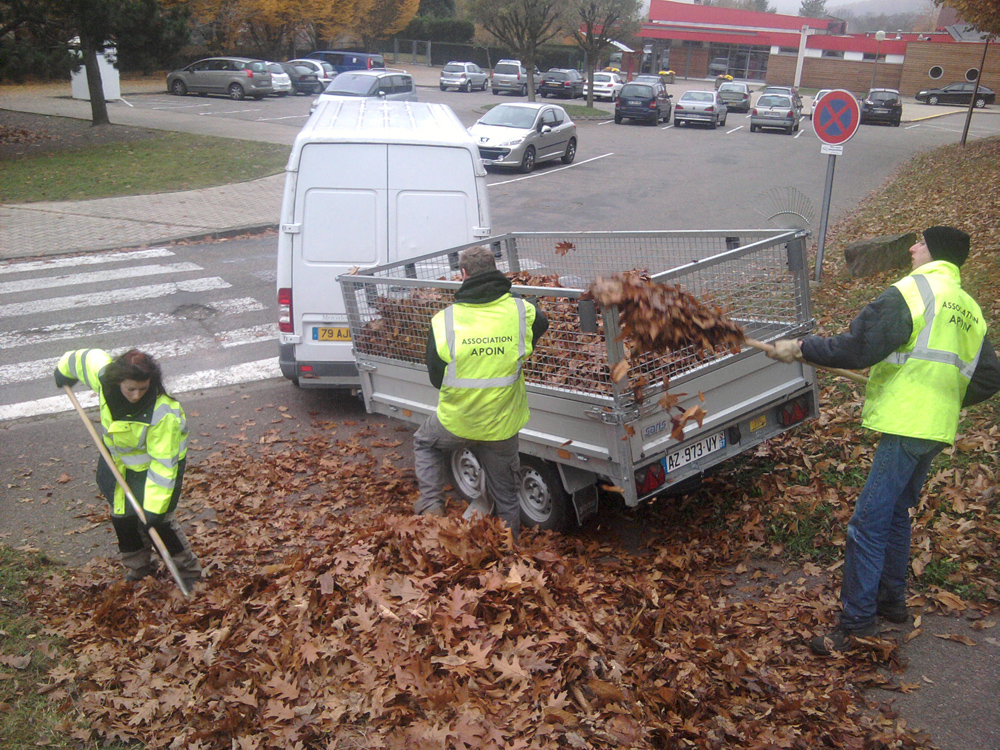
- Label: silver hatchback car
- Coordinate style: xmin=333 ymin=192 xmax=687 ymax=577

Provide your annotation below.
xmin=750 ymin=93 xmax=801 ymax=134
xmin=469 ymin=102 xmax=577 ymax=173
xmin=673 ymin=90 xmax=728 ymax=128
xmin=311 ymin=69 xmax=417 ymax=113
xmin=440 ymin=61 xmax=489 ymax=92
xmin=167 ymin=57 xmax=273 ymax=100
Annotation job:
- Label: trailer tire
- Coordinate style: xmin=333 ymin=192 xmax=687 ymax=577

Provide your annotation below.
xmin=518 ymin=456 xmax=569 ymax=532
xmin=448 ymin=451 xmax=569 ymax=532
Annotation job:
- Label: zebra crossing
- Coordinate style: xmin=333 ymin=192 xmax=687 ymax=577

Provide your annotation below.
xmin=0 ymin=246 xmax=281 ymax=422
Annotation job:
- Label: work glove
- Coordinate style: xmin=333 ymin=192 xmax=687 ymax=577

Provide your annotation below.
xmin=54 ymin=367 xmax=78 ymax=389
xmin=768 ymin=339 xmax=803 ymax=364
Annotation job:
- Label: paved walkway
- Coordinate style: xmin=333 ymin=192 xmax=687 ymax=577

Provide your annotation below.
xmin=0 ymin=67 xmax=986 ymax=261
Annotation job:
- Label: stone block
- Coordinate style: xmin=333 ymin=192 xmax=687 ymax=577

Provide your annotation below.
xmin=844 ymin=231 xmax=916 ymax=277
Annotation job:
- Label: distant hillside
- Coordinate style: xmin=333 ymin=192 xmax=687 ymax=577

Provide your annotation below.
xmin=829 ymin=0 xmax=934 ymax=15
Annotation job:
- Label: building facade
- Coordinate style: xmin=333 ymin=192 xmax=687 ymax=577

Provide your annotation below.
xmin=636 ymin=0 xmax=997 ymax=97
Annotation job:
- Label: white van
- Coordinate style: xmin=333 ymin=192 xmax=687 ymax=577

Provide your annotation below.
xmin=276 ymin=99 xmax=491 ymax=387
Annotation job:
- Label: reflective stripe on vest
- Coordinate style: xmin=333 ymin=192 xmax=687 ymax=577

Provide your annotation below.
xmin=884 ymin=274 xmax=981 ymax=379
xmin=441 ymin=297 xmax=527 ymax=389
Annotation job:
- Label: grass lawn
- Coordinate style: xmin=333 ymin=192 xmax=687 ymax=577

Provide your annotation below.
xmin=0 ymin=129 xmax=289 ymax=204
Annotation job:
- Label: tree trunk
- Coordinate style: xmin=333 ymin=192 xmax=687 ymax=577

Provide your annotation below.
xmin=82 ymin=44 xmax=111 ymax=126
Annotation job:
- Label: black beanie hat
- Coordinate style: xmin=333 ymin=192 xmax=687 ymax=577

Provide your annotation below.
xmin=923 ymin=226 xmax=970 ymax=267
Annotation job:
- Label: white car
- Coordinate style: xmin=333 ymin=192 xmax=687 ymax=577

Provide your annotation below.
xmin=468 ymin=102 xmax=577 ymax=174
xmin=584 ymin=71 xmax=624 ymax=101
xmin=807 ymin=89 xmax=834 ymax=118
xmin=266 ymin=62 xmax=292 ymax=96
xmin=287 ymin=59 xmax=335 ymax=92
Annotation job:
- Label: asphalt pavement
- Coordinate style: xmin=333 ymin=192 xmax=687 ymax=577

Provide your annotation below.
xmin=0 ymin=65 xmax=985 ymax=262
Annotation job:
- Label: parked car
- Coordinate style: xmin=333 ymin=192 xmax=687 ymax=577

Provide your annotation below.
xmin=915 ymin=82 xmax=995 ymax=108
xmin=266 ymin=62 xmax=292 ymax=96
xmin=760 ymin=85 xmax=803 ymax=114
xmin=673 ymin=90 xmax=728 ymax=128
xmin=281 ymin=62 xmax=321 ymax=95
xmin=439 ymin=61 xmax=489 ymax=92
xmin=288 ymin=59 xmax=336 ymax=92
xmin=491 ymin=59 xmax=538 ymax=96
xmin=166 ymin=57 xmax=273 ymax=100
xmin=860 ymin=88 xmax=902 ymax=126
xmin=312 ymin=69 xmax=417 ymax=112
xmin=750 ymin=93 xmax=801 ymax=134
xmin=538 ymin=69 xmax=585 ymax=99
xmin=708 ymin=57 xmax=729 ymax=77
xmin=614 ymin=81 xmax=672 ymax=125
xmin=584 ymin=71 xmax=624 ymax=101
xmin=806 ymin=89 xmax=833 ymax=118
xmin=306 ymin=51 xmax=385 ymax=73
xmin=716 ymin=81 xmax=751 ymax=113
xmin=632 ymin=74 xmax=671 ymax=86
xmin=468 ymin=102 xmax=577 ymax=173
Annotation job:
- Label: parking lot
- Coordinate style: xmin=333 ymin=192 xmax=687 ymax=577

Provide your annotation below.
xmin=127 ymin=79 xmax=1000 ymax=231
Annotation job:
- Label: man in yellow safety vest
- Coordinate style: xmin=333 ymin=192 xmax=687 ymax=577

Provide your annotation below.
xmin=412 ymin=245 xmax=548 ymax=540
xmin=769 ymin=226 xmax=999 ymax=655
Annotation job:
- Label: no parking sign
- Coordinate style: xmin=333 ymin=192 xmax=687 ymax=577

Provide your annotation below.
xmin=813 ymin=90 xmax=861 ymax=149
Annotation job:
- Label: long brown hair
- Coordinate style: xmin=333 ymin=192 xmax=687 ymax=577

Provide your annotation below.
xmin=103 ymin=349 xmax=166 ymax=395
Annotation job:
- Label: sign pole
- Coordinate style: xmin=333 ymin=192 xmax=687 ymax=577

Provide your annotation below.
xmin=814 ymin=153 xmax=837 ymax=282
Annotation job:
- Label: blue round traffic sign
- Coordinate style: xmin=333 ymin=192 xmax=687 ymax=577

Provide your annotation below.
xmin=813 ymin=90 xmax=861 ymax=146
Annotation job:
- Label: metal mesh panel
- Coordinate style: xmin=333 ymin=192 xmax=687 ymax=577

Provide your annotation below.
xmin=341 ymin=230 xmax=810 ymax=406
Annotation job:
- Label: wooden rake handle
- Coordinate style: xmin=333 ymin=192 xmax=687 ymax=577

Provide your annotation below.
xmin=744 ymin=338 xmax=869 ymax=385
xmin=63 ymin=386 xmax=190 ymax=597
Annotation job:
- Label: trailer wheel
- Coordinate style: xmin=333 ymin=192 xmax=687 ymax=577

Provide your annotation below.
xmin=518 ymin=456 xmax=568 ymax=532
xmin=448 ymin=451 xmax=569 ymax=532
xmin=449 ymin=449 xmax=483 ymax=503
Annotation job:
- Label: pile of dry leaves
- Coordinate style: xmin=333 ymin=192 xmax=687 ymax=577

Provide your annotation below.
xmin=29 ymin=421 xmax=950 ymax=750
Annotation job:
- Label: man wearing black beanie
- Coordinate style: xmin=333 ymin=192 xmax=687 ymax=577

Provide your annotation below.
xmin=768 ymin=226 xmax=1000 ymax=656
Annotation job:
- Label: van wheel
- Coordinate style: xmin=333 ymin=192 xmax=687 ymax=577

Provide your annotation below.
xmin=561 ymin=138 xmax=576 ymax=164
xmin=170 ymin=80 xmax=187 ymax=96
xmin=520 ymin=146 xmax=536 ymax=173
xmin=228 ymin=83 xmax=246 ymax=100
xmin=518 ymin=456 xmax=569 ymax=532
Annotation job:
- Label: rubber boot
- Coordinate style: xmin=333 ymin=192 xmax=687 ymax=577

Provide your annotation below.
xmin=121 ymin=547 xmax=153 ymax=581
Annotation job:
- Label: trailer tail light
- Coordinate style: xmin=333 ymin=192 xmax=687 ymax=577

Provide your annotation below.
xmin=777 ymin=395 xmax=811 ymax=427
xmin=278 ymin=288 xmax=293 ymax=333
xmin=635 ymin=461 xmax=666 ymax=495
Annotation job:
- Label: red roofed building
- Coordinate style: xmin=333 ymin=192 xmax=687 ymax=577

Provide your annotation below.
xmin=633 ymin=0 xmax=997 ymax=97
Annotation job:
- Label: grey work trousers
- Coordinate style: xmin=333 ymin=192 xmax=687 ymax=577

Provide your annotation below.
xmin=412 ymin=412 xmax=521 ymax=539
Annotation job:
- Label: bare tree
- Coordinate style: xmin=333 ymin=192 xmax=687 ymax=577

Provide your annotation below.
xmin=570 ymin=0 xmax=641 ymax=108
xmin=468 ymin=0 xmax=568 ymax=100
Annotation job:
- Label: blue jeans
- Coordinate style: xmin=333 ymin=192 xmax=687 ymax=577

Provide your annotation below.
xmin=840 ymin=434 xmax=945 ymax=630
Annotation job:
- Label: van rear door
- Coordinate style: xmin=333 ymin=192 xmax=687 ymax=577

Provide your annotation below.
xmin=291 ymin=142 xmax=386 ymax=370
xmin=389 ymin=144 xmax=485 ymax=262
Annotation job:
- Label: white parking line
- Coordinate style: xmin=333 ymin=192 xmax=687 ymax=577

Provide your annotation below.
xmin=727 ymin=125 xmax=744 ymax=134
xmin=598 ymin=119 xmax=615 ymax=126
xmin=660 ymin=123 xmax=674 ymax=129
xmin=257 ymin=115 xmax=310 ymax=122
xmin=197 ymin=109 xmax=260 ymax=116
xmin=489 ymin=153 xmax=614 ymax=185
xmin=151 ymin=103 xmax=213 ymax=110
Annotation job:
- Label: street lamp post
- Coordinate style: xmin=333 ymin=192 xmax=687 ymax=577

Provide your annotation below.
xmin=870 ymin=30 xmax=886 ymax=89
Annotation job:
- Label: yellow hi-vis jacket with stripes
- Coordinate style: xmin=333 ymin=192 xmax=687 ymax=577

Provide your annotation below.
xmin=862 ymin=261 xmax=987 ymax=444
xmin=57 ymin=349 xmax=188 ymax=516
xmin=432 ymin=294 xmax=535 ymax=441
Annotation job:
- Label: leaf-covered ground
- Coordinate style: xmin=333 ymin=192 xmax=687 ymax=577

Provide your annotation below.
xmin=23 ymin=136 xmax=1000 ymax=749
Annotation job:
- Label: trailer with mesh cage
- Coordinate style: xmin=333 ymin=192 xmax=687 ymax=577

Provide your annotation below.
xmin=338 ymin=229 xmax=819 ymax=531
